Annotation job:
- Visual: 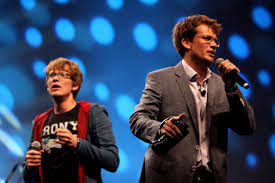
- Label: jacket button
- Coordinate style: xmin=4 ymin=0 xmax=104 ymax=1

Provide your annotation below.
xmin=192 ymin=166 xmax=196 ymax=171
xmin=195 ymin=145 xmax=200 ymax=151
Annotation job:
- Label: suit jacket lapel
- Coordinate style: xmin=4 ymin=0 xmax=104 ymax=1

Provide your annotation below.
xmin=174 ymin=61 xmax=199 ymax=135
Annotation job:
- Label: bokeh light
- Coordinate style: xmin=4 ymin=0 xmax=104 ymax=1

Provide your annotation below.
xmin=55 ymin=18 xmax=75 ymax=42
xmin=20 ymin=0 xmax=36 ymax=10
xmin=33 ymin=59 xmax=46 ymax=79
xmin=115 ymin=95 xmax=136 ymax=120
xmin=257 ymin=69 xmax=271 ymax=87
xmin=94 ymin=82 xmax=110 ymax=101
xmin=90 ymin=17 xmax=115 ymax=45
xmin=228 ymin=34 xmax=250 ymax=60
xmin=133 ymin=23 xmax=158 ymax=51
xmin=25 ymin=27 xmax=43 ymax=48
xmin=53 ymin=0 xmax=70 ymax=4
xmin=106 ymin=0 xmax=124 ymax=10
xmin=246 ymin=153 xmax=258 ymax=168
xmin=269 ymin=134 xmax=275 ymax=158
xmin=252 ymin=6 xmax=273 ymax=30
xmin=139 ymin=0 xmax=158 ymax=6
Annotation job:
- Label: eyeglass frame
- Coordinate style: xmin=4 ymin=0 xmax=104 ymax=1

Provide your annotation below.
xmin=199 ymin=35 xmax=220 ymax=47
xmin=46 ymin=71 xmax=74 ymax=81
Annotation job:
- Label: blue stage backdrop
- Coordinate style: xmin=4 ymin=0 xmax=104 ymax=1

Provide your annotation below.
xmin=0 ymin=0 xmax=274 ymax=182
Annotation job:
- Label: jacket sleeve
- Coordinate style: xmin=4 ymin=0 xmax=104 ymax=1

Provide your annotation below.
xmin=226 ymin=88 xmax=256 ymax=135
xmin=129 ymin=72 xmax=163 ymax=143
xmin=77 ymin=104 xmax=119 ymax=172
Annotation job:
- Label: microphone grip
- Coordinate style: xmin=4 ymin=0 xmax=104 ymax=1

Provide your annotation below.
xmin=236 ymin=74 xmax=249 ymax=89
xmin=31 ymin=167 xmax=41 ymax=183
xmin=30 ymin=141 xmax=42 ymax=183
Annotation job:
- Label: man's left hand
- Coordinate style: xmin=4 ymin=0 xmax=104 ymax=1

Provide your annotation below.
xmin=55 ymin=128 xmax=78 ymax=148
xmin=218 ymin=59 xmax=240 ymax=88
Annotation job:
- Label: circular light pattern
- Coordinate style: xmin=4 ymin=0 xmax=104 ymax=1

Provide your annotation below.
xmin=0 ymin=84 xmax=14 ymax=110
xmin=228 ymin=34 xmax=250 ymax=60
xmin=269 ymin=134 xmax=275 ymax=157
xmin=133 ymin=23 xmax=158 ymax=51
xmin=33 ymin=59 xmax=46 ymax=79
xmin=106 ymin=0 xmax=124 ymax=10
xmin=68 ymin=57 xmax=86 ymax=78
xmin=115 ymin=95 xmax=136 ymax=120
xmin=117 ymin=149 xmax=129 ymax=173
xmin=238 ymin=73 xmax=251 ymax=99
xmin=26 ymin=3 xmax=51 ymax=27
xmin=90 ymin=17 xmax=115 ymax=45
xmin=53 ymin=0 xmax=70 ymax=4
xmin=257 ymin=69 xmax=271 ymax=87
xmin=95 ymin=82 xmax=110 ymax=101
xmin=246 ymin=153 xmax=258 ymax=168
xmin=252 ymin=6 xmax=273 ymax=30
xmin=0 ymin=21 xmax=16 ymax=46
xmin=139 ymin=0 xmax=158 ymax=6
xmin=55 ymin=18 xmax=75 ymax=42
xmin=25 ymin=27 xmax=43 ymax=48
xmin=20 ymin=0 xmax=36 ymax=10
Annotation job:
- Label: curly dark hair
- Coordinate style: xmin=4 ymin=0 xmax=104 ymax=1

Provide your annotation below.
xmin=172 ymin=14 xmax=222 ymax=58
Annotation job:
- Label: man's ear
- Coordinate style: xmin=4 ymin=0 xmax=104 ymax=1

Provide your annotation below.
xmin=181 ymin=38 xmax=191 ymax=50
xmin=72 ymin=84 xmax=80 ymax=92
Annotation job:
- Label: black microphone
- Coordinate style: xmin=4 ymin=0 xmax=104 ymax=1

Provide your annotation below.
xmin=31 ymin=141 xmax=42 ymax=183
xmin=215 ymin=58 xmax=249 ymax=89
xmin=152 ymin=120 xmax=189 ymax=153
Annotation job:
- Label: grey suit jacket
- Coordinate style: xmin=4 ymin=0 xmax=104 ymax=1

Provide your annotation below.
xmin=129 ymin=61 xmax=255 ymax=183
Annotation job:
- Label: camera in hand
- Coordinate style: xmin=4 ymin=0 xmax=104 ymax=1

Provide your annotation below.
xmin=152 ymin=119 xmax=189 ymax=154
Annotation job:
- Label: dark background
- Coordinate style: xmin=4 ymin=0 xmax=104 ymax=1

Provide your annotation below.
xmin=0 ymin=0 xmax=274 ymax=182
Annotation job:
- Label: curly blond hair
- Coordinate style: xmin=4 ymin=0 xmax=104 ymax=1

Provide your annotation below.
xmin=44 ymin=57 xmax=83 ymax=98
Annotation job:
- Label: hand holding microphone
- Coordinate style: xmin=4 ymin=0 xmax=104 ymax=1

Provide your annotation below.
xmin=159 ymin=113 xmax=186 ymax=139
xmin=26 ymin=141 xmax=43 ymax=167
xmin=215 ymin=58 xmax=249 ymax=89
xmin=26 ymin=141 xmax=43 ymax=183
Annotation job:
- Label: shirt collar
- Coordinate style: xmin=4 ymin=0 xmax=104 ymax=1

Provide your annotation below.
xmin=181 ymin=59 xmax=212 ymax=83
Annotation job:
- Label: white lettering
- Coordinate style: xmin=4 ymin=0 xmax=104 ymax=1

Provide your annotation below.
xmin=70 ymin=121 xmax=77 ymax=131
xmin=43 ymin=125 xmax=50 ymax=136
xmin=51 ymin=124 xmax=58 ymax=134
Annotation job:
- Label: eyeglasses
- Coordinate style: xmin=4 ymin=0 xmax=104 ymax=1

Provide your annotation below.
xmin=46 ymin=71 xmax=73 ymax=80
xmin=200 ymin=35 xmax=220 ymax=47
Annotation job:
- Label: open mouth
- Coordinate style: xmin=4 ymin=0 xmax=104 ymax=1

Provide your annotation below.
xmin=208 ymin=50 xmax=216 ymax=58
xmin=51 ymin=84 xmax=61 ymax=90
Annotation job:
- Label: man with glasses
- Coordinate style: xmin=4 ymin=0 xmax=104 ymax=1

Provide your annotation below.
xmin=129 ymin=14 xmax=255 ymax=183
xmin=23 ymin=57 xmax=119 ymax=183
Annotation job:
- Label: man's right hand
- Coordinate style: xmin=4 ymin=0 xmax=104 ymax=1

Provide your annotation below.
xmin=159 ymin=113 xmax=185 ymax=139
xmin=26 ymin=149 xmax=44 ymax=167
